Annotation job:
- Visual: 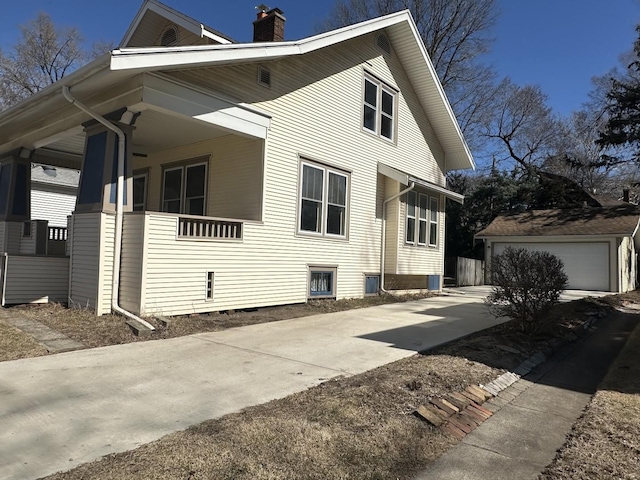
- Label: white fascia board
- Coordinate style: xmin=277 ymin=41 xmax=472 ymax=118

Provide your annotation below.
xmin=120 ymin=0 xmax=212 ymax=48
xmin=201 ymin=25 xmax=232 ymax=44
xmin=141 ymin=75 xmax=270 ymax=139
xmin=377 ymin=162 xmax=408 ymax=185
xmin=111 ymin=10 xmax=413 ymax=71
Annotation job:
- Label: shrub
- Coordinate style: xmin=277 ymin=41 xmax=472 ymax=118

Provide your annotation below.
xmin=486 ymin=247 xmax=568 ymax=334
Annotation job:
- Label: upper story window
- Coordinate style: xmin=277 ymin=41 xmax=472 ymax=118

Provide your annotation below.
xmin=299 ymin=160 xmax=349 ymax=239
xmin=363 ymin=75 xmax=396 ymax=142
xmin=161 ymin=159 xmax=207 ymax=216
xmin=406 ymin=191 xmax=438 ymax=247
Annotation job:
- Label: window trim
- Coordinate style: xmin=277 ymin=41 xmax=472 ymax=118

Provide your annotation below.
xmin=298 ymin=159 xmax=350 ymax=240
xmin=362 ymin=73 xmax=397 ymax=142
xmin=132 ymin=170 xmax=148 ymax=212
xmin=160 ymin=157 xmax=209 ymax=216
xmin=205 ymin=272 xmax=214 ymax=301
xmin=405 ymin=192 xmax=439 ymax=248
xmin=308 ymin=266 xmax=337 ymax=299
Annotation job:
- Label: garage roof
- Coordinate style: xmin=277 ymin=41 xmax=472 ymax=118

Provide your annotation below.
xmin=476 ymin=206 xmax=640 ymax=238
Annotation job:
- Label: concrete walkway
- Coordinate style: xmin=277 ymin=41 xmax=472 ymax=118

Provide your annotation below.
xmin=415 ymin=309 xmax=639 ymax=480
xmin=0 ymin=287 xmax=609 ymax=480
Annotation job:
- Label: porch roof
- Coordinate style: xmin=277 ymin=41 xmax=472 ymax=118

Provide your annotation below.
xmin=377 ymin=163 xmax=465 ymax=204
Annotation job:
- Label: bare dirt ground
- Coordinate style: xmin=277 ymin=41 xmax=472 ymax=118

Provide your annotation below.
xmin=38 ymin=295 xmax=617 ymax=480
xmin=0 ymin=320 xmax=48 ymax=362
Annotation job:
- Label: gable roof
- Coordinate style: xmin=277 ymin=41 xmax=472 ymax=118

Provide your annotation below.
xmin=0 ymin=8 xmax=473 ymax=172
xmin=476 ymin=206 xmax=640 ymax=238
xmin=110 ymin=9 xmax=474 ymax=171
xmin=120 ymin=0 xmax=233 ymax=47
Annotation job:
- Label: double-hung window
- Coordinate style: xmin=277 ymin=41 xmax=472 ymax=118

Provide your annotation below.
xmin=406 ymin=192 xmax=438 ymax=247
xmin=162 ymin=160 xmax=207 ymax=216
xmin=363 ymin=75 xmax=396 ymax=141
xmin=299 ymin=161 xmax=349 ymax=238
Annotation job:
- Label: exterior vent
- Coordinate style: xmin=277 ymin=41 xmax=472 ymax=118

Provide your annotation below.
xmin=160 ymin=26 xmax=179 ymax=46
xmin=258 ymin=65 xmax=271 ymax=87
xmin=376 ymin=34 xmax=391 ymax=54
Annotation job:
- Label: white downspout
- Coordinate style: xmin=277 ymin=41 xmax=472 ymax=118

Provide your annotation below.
xmin=62 ymin=86 xmax=155 ymax=331
xmin=380 ymin=182 xmax=415 ymax=294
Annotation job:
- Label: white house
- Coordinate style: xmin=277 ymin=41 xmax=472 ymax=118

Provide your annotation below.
xmin=0 ymin=0 xmax=473 ymax=315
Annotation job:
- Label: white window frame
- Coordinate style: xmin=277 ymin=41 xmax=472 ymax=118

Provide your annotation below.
xmin=132 ymin=171 xmax=148 ymax=212
xmin=429 ymin=196 xmax=439 ymax=247
xmin=362 ymin=74 xmax=397 ymax=142
xmin=205 ymin=272 xmax=214 ymax=301
xmin=406 ymin=192 xmax=439 ymax=248
xmin=308 ymin=266 xmax=337 ymax=299
xmin=298 ymin=160 xmax=349 ymax=239
xmin=161 ymin=160 xmax=208 ymax=216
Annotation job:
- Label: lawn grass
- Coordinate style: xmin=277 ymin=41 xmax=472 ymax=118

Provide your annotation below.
xmin=539 ymin=319 xmax=640 ymax=480
xmin=0 ymin=318 xmax=48 ymax=361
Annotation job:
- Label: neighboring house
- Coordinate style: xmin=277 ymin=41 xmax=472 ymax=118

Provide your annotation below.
xmin=476 ymin=206 xmax=640 ymax=293
xmin=0 ymin=0 xmax=473 ymax=314
xmin=31 ymin=163 xmax=79 ymax=227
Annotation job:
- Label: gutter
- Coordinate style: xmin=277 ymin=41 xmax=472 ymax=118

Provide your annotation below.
xmin=62 ymin=86 xmax=155 ymax=331
xmin=380 ymin=182 xmax=415 ymax=294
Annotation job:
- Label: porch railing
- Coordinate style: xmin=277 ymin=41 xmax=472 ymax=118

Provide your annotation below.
xmin=48 ymin=226 xmax=68 ymax=241
xmin=177 ymin=215 xmax=243 ymax=241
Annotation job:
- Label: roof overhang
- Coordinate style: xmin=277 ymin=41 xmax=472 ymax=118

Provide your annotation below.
xmin=111 ymin=10 xmax=474 ymax=172
xmin=378 ymin=162 xmax=464 ymax=204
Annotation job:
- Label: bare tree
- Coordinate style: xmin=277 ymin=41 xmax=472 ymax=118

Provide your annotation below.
xmin=484 ymin=79 xmax=559 ymax=171
xmin=0 ymin=12 xmax=108 ymax=109
xmin=318 ymin=0 xmax=498 ymax=149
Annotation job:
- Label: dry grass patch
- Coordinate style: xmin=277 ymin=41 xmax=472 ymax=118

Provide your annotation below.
xmin=540 ymin=320 xmax=640 ymax=480
xmin=0 ymin=319 xmax=48 ymax=361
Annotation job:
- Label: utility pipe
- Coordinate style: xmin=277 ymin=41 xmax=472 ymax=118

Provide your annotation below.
xmin=380 ymin=182 xmax=415 ymax=294
xmin=62 ymin=86 xmax=155 ymax=331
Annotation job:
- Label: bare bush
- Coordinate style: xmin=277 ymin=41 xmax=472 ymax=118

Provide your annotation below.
xmin=486 ymin=247 xmax=568 ymax=334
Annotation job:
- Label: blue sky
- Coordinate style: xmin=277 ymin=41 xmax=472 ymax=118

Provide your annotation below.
xmin=0 ymin=0 xmax=638 ymax=118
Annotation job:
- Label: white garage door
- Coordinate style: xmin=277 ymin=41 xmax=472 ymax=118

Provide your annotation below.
xmin=493 ymin=242 xmax=610 ymax=291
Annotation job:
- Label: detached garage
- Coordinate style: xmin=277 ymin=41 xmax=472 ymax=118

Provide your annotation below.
xmin=476 ymin=206 xmax=640 ymax=293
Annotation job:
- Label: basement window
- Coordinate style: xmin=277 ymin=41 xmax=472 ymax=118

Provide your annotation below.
xmin=365 ymin=275 xmax=380 ymax=295
xmin=309 ymin=267 xmax=336 ymax=298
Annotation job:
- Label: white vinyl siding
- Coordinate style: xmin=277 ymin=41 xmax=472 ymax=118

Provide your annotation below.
xmin=31 ymin=186 xmax=76 ymax=227
xmin=69 ymin=213 xmax=101 ymax=311
xmin=2 ymin=256 xmax=69 ymax=304
xmin=119 ymin=213 xmax=145 ymax=313
xmin=89 ymin=32 xmax=450 ymax=316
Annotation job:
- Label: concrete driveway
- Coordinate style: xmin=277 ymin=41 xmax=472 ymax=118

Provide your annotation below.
xmin=0 ymin=286 xmax=607 ymax=479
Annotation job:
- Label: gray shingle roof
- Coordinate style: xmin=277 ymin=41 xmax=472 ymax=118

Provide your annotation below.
xmin=31 ymin=164 xmax=79 ymax=189
xmin=476 ymin=206 xmax=640 ymax=238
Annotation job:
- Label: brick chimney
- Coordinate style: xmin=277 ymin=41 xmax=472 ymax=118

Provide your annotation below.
xmin=253 ymin=5 xmax=286 ymax=42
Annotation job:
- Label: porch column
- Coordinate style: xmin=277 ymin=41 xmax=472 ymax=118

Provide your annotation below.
xmin=0 ymin=151 xmax=31 ymax=222
xmin=75 ymin=122 xmax=134 ymax=214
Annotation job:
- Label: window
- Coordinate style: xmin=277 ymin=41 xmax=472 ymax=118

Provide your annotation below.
xmin=22 ymin=221 xmax=31 ymax=238
xmin=406 ymin=192 xmax=438 ymax=247
xmin=363 ymin=75 xmax=396 ymax=141
xmin=161 ymin=161 xmax=207 ymax=216
xmin=133 ymin=172 xmax=147 ymax=212
xmin=309 ymin=267 xmax=336 ymax=298
xmin=299 ymin=161 xmax=349 ymax=238
xmin=206 ymin=272 xmax=214 ymax=300
xmin=429 ymin=197 xmax=439 ymax=247
xmin=365 ymin=275 xmax=380 ymax=295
